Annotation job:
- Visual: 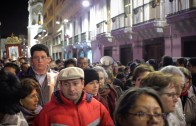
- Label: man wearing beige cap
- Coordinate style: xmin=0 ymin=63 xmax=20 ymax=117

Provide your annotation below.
xmin=33 ymin=67 xmax=114 ymax=126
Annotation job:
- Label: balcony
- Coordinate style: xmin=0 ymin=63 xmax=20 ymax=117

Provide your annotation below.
xmin=111 ymin=13 xmax=127 ymax=31
xmin=167 ymin=7 xmax=196 ymax=23
xmin=81 ymin=31 xmax=91 ymax=42
xmin=96 ymin=20 xmax=108 ymax=35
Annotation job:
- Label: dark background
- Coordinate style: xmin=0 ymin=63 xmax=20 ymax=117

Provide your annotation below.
xmin=0 ymin=0 xmax=28 ymax=37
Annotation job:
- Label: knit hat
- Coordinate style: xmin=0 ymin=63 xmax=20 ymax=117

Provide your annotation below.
xmin=58 ymin=67 xmax=84 ymax=80
xmin=83 ymin=68 xmax=99 ymax=86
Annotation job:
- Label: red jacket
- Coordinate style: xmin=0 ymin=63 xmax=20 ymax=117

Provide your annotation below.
xmin=32 ymin=90 xmax=114 ymax=126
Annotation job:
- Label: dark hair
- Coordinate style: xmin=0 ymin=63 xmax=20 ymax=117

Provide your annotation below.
xmin=162 ymin=55 xmax=173 ymax=67
xmin=188 ymin=58 xmax=196 ymax=67
xmin=0 ymin=70 xmax=21 ymax=114
xmin=176 ymin=58 xmax=187 ymax=67
xmin=114 ymin=87 xmax=168 ymax=126
xmin=146 ymin=59 xmax=159 ymax=70
xmin=30 ymin=44 xmax=49 ymax=57
xmin=20 ymin=78 xmax=40 ymax=99
xmin=3 ymin=62 xmax=20 ymax=75
xmin=116 ymin=72 xmax=126 ymax=80
xmin=64 ymin=58 xmax=77 ymax=68
xmin=55 ymin=59 xmax=62 ymax=64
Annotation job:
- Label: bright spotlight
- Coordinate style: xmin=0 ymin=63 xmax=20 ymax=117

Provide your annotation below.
xmin=82 ymin=0 xmax=90 ymax=7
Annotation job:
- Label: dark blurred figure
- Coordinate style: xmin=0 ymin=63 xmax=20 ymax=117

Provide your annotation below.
xmin=126 ymin=62 xmax=139 ymax=79
xmin=161 ymin=55 xmax=173 ymax=67
xmin=17 ymin=63 xmax=30 ymax=78
xmin=55 ymin=59 xmax=63 ymax=71
xmin=0 ymin=59 xmax=4 ymax=70
xmin=3 ymin=62 xmax=20 ymax=76
xmin=146 ymin=58 xmax=159 ymax=70
xmin=116 ymin=72 xmax=128 ymax=91
xmin=176 ymin=57 xmax=187 ymax=67
xmin=64 ymin=58 xmax=77 ymax=68
xmin=187 ymin=58 xmax=196 ymax=89
xmin=0 ymin=70 xmax=28 ymax=125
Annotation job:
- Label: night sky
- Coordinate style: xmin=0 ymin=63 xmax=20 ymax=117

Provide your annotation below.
xmin=0 ymin=0 xmax=29 ymax=37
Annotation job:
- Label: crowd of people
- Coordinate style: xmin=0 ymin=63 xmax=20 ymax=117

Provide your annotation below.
xmin=0 ymin=43 xmax=196 ymax=126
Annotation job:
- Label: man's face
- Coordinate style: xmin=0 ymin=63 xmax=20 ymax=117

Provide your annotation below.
xmin=60 ymin=79 xmax=84 ymax=103
xmin=77 ymin=59 xmax=88 ymax=69
xmin=30 ymin=51 xmax=50 ymax=73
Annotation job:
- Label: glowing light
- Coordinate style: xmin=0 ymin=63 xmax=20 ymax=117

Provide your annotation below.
xmin=82 ymin=0 xmax=90 ymax=7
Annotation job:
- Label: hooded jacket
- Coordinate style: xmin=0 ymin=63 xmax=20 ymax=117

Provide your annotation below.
xmin=32 ymin=90 xmax=114 ymax=126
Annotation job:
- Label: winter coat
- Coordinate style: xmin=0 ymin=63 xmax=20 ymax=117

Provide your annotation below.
xmin=0 ymin=112 xmax=28 ymax=126
xmin=32 ymin=90 xmax=114 ymax=126
xmin=184 ymin=86 xmax=196 ymax=126
xmin=18 ymin=66 xmax=59 ymax=106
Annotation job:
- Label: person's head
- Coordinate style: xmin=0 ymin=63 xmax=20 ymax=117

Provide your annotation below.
xmin=176 ymin=57 xmax=187 ymax=67
xmin=49 ymin=60 xmax=56 ymax=69
xmin=64 ymin=58 xmax=77 ymax=68
xmin=178 ymin=67 xmax=192 ymax=94
xmin=3 ymin=62 xmax=20 ymax=75
xmin=19 ymin=57 xmax=26 ymax=65
xmin=105 ymin=70 xmax=115 ymax=84
xmin=83 ymin=68 xmax=99 ymax=96
xmin=58 ymin=67 xmax=84 ymax=104
xmin=19 ymin=78 xmax=40 ymax=111
xmin=55 ymin=59 xmax=62 ymax=67
xmin=0 ymin=70 xmax=21 ymax=114
xmin=20 ymin=62 xmax=30 ymax=73
xmin=161 ymin=55 xmax=173 ymax=67
xmin=30 ymin=44 xmax=51 ymax=73
xmin=140 ymin=71 xmax=178 ymax=113
xmin=132 ymin=64 xmax=154 ymax=87
xmin=116 ymin=72 xmax=126 ymax=85
xmin=93 ymin=66 xmax=108 ymax=88
xmin=160 ymin=65 xmax=185 ymax=96
xmin=146 ymin=59 xmax=159 ymax=71
xmin=114 ymin=87 xmax=167 ymax=126
xmin=77 ymin=57 xmax=89 ymax=69
xmin=187 ymin=58 xmax=196 ymax=74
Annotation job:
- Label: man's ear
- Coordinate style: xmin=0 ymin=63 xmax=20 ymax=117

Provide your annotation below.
xmin=19 ymin=99 xmax=23 ymax=106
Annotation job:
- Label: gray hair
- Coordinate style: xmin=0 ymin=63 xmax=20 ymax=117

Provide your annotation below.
xmin=159 ymin=65 xmax=185 ymax=83
xmin=93 ymin=66 xmax=108 ymax=79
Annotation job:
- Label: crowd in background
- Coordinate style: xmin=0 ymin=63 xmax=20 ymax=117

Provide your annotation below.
xmin=0 ymin=44 xmax=196 ymax=126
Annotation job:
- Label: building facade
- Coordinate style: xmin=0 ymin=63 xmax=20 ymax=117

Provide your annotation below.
xmin=34 ymin=0 xmax=196 ymax=65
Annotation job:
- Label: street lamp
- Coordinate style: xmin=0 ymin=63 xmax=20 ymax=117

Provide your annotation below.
xmin=82 ymin=0 xmax=90 ymax=7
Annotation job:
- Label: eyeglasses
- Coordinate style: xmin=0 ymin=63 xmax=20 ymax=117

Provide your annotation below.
xmin=128 ymin=112 xmax=165 ymax=120
xmin=161 ymin=92 xmax=178 ymax=99
xmin=32 ymin=56 xmax=49 ymax=61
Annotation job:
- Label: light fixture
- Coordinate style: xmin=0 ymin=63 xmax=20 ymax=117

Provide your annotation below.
xmin=82 ymin=0 xmax=90 ymax=7
xmin=56 ymin=21 xmax=60 ymax=24
xmin=63 ymin=19 xmax=69 ymax=23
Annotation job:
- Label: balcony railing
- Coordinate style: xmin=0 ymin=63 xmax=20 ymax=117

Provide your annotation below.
xmin=80 ymin=31 xmax=91 ymax=42
xmin=111 ymin=13 xmax=126 ymax=31
xmin=96 ymin=20 xmax=107 ymax=35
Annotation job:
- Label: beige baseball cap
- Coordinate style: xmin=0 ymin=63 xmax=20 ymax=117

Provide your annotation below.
xmin=58 ymin=67 xmax=84 ymax=80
